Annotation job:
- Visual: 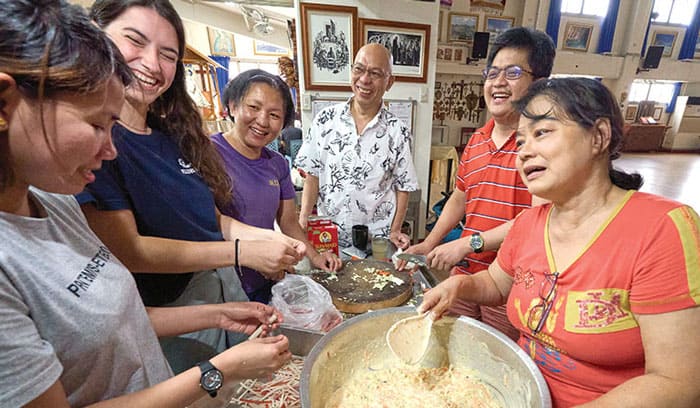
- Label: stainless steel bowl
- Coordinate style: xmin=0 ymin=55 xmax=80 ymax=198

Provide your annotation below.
xmin=300 ymin=306 xmax=551 ymax=407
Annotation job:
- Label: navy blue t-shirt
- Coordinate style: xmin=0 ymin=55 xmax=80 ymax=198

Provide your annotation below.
xmin=76 ymin=124 xmax=224 ymax=306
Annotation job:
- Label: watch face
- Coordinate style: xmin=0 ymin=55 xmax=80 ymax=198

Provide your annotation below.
xmin=202 ymin=370 xmax=223 ymax=391
xmin=471 ymin=234 xmax=484 ymax=250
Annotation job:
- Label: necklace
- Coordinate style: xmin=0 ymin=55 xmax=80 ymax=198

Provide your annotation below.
xmin=117 ymin=119 xmax=151 ymax=135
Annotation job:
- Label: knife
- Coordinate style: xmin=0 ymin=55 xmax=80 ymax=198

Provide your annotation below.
xmin=396 ymin=253 xmax=469 ymax=269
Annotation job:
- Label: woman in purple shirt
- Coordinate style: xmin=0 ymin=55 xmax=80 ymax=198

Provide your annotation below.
xmin=211 ymin=70 xmax=341 ymax=303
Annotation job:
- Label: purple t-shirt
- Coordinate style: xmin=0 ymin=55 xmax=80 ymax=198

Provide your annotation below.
xmin=211 ymin=132 xmax=296 ymax=302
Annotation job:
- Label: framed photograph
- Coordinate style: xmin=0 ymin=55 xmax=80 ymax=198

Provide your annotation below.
xmin=359 ymin=18 xmax=431 ymax=83
xmin=471 ymin=0 xmax=506 ymax=9
xmin=453 ymin=47 xmax=464 ymax=63
xmin=562 ymin=22 xmax=593 ymax=52
xmin=444 ymin=47 xmax=453 ymax=61
xmin=651 ymin=31 xmax=677 ymax=57
xmin=460 ymin=127 xmax=475 ymax=145
xmin=207 ymin=27 xmax=236 ymax=57
xmin=448 ymin=12 xmax=479 ymax=44
xmin=253 ymin=40 xmax=288 ymax=57
xmin=486 ymin=17 xmax=514 ymax=44
xmin=625 ymin=105 xmax=638 ymax=121
xmin=300 ymin=3 xmax=358 ymax=91
xmin=652 ymin=106 xmax=663 ymax=121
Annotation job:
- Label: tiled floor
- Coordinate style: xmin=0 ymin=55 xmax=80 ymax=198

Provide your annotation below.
xmin=616 ymin=152 xmax=700 ymax=211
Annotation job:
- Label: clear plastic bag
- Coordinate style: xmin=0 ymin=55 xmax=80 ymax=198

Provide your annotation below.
xmin=270 ymin=274 xmax=343 ymax=332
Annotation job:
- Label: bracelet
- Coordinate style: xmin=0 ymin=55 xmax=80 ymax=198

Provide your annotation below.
xmin=234 ymin=238 xmax=242 ymax=278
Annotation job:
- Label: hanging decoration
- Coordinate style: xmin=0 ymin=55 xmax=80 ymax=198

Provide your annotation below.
xmin=433 ymin=79 xmax=484 ymax=123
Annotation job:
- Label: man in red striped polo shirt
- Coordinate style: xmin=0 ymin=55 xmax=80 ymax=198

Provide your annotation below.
xmin=405 ymin=27 xmax=555 ymax=340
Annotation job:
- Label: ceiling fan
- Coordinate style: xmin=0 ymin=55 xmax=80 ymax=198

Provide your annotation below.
xmin=239 ymin=5 xmax=274 ymax=35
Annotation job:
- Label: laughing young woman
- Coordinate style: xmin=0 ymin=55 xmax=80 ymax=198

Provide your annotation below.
xmin=77 ymin=0 xmax=305 ymax=364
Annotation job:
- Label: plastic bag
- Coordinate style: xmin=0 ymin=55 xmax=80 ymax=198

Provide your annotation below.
xmin=270 ymin=274 xmax=343 ymax=332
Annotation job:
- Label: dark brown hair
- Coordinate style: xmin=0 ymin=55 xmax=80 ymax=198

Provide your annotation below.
xmin=90 ymin=0 xmax=232 ymax=207
xmin=515 ymin=77 xmax=643 ymax=190
xmin=0 ymin=0 xmax=132 ymax=191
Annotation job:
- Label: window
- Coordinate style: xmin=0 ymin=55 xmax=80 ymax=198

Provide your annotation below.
xmin=561 ymin=0 xmax=610 ymax=17
xmin=628 ymin=80 xmax=676 ymax=104
xmin=652 ymin=0 xmax=699 ymax=25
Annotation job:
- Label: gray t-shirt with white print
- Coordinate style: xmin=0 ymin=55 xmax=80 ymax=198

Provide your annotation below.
xmin=0 ymin=188 xmax=172 ymax=407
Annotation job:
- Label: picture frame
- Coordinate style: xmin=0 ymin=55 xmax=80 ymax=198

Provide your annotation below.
xmin=460 ymin=127 xmax=475 ymax=145
xmin=300 ymin=3 xmax=358 ymax=91
xmin=448 ymin=12 xmax=479 ymax=44
xmin=625 ymin=105 xmax=638 ymax=121
xmin=359 ymin=18 xmax=431 ymax=83
xmin=471 ymin=0 xmax=506 ymax=9
xmin=652 ymin=106 xmax=663 ymax=121
xmin=651 ymin=30 xmax=677 ymax=58
xmin=453 ymin=47 xmax=464 ymax=64
xmin=444 ymin=47 xmax=453 ymax=61
xmin=207 ymin=27 xmax=236 ymax=57
xmin=253 ymin=40 xmax=289 ymax=57
xmin=485 ymin=16 xmax=514 ymax=44
xmin=562 ymin=22 xmax=593 ymax=52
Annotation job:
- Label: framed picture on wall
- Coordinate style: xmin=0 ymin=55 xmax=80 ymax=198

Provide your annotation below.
xmin=562 ymin=22 xmax=593 ymax=52
xmin=448 ymin=12 xmax=479 ymax=44
xmin=253 ymin=40 xmax=289 ymax=57
xmin=625 ymin=105 xmax=638 ymax=121
xmin=652 ymin=106 xmax=664 ymax=121
xmin=207 ymin=27 xmax=236 ymax=57
xmin=471 ymin=0 xmax=506 ymax=9
xmin=359 ymin=18 xmax=431 ymax=83
xmin=300 ymin=3 xmax=358 ymax=91
xmin=485 ymin=16 xmax=514 ymax=44
xmin=444 ymin=47 xmax=453 ymax=61
xmin=651 ymin=30 xmax=677 ymax=57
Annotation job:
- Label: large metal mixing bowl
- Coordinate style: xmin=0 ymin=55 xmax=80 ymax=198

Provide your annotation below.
xmin=300 ymin=306 xmax=551 ymax=407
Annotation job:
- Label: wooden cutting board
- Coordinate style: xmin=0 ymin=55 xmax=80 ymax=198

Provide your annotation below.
xmin=311 ymin=259 xmax=413 ymax=314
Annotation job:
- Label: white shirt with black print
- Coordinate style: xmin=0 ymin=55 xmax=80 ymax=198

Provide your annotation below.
xmin=296 ymin=99 xmax=419 ymax=247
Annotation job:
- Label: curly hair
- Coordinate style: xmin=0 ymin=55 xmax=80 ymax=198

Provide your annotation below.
xmin=90 ymin=0 xmax=232 ymax=207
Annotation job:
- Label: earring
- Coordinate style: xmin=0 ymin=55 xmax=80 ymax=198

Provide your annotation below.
xmin=0 ymin=116 xmax=7 ymax=131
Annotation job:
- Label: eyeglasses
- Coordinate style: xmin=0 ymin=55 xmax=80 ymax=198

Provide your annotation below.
xmin=482 ymin=65 xmax=534 ymax=81
xmin=526 ymin=272 xmax=559 ymax=335
xmin=351 ymin=63 xmax=388 ymax=81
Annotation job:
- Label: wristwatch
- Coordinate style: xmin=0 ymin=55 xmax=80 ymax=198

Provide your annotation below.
xmin=197 ymin=360 xmax=223 ymax=398
xmin=469 ymin=233 xmax=484 ymax=254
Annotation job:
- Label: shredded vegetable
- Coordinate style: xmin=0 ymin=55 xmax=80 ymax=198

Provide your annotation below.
xmin=228 ymin=356 xmax=304 ymax=408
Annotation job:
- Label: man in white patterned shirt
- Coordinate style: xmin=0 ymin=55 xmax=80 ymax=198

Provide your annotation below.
xmin=296 ymin=43 xmax=419 ymax=249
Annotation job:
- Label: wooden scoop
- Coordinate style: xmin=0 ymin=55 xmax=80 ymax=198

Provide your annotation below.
xmin=386 ymin=312 xmax=446 ymax=367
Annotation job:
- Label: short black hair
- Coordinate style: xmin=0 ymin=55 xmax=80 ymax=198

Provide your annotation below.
xmin=223 ymin=69 xmax=295 ymax=129
xmin=486 ymin=27 xmax=556 ymax=80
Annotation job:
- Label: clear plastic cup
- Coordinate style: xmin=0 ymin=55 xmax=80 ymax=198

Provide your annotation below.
xmin=371 ymin=237 xmax=389 ymax=260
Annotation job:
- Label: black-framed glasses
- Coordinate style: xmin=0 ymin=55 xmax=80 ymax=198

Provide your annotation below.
xmin=351 ymin=63 xmax=388 ymax=81
xmin=526 ymin=271 xmax=559 ymax=335
xmin=482 ymin=65 xmax=534 ymax=81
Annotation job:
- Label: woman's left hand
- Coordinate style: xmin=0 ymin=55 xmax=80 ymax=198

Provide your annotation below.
xmin=217 ymin=302 xmax=283 ymax=335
